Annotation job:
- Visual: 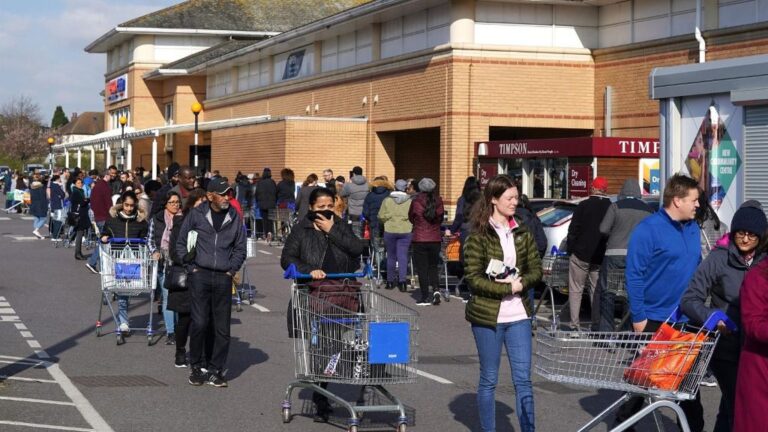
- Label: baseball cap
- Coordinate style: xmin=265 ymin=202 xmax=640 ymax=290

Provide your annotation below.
xmin=207 ymin=177 xmax=231 ymax=195
xmin=592 ymin=177 xmax=608 ymax=192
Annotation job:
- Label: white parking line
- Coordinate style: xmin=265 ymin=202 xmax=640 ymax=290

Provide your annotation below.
xmin=0 ymin=420 xmax=94 ymax=431
xmin=0 ymin=217 xmax=11 ymax=221
xmin=14 ymin=323 xmax=27 ymax=330
xmin=0 ymin=301 xmax=9 ymax=307
xmin=0 ymin=307 xmax=16 ymax=314
xmin=250 ymin=303 xmax=270 ymax=312
xmin=1 ymin=315 xmax=20 ymax=322
xmin=47 ymin=363 xmax=114 ymax=431
xmin=0 ymin=396 xmax=76 ymax=406
xmin=27 ymin=340 xmax=41 ymax=348
xmin=258 ymin=250 xmax=272 ymax=255
xmin=19 ymin=331 xmax=33 ymax=338
xmin=405 ymin=366 xmax=454 ymax=384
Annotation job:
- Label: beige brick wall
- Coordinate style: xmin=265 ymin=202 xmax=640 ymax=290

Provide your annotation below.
xmin=284 ymin=120 xmax=368 ymax=183
xmin=211 ymin=122 xmax=287 ymax=179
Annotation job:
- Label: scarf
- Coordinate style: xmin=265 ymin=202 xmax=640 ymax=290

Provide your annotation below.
xmin=161 ymin=210 xmax=175 ymax=251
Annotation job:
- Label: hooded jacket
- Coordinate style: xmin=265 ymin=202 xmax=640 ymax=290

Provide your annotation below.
xmin=340 ymin=175 xmax=369 ymax=216
xmin=175 ymin=203 xmax=247 ymax=275
xmin=255 ymin=174 xmax=277 ymax=210
xmin=599 ymin=179 xmax=653 ymax=255
xmin=681 ymin=242 xmax=765 ymax=362
xmin=363 ymin=180 xmax=392 ymax=236
xmin=28 ymin=181 xmax=48 ymax=218
xmin=567 ymin=194 xmax=612 ymax=263
xmin=50 ymin=182 xmax=66 ymax=211
xmin=378 ymin=191 xmax=412 ymax=234
xmin=102 ymin=204 xmax=149 ymax=240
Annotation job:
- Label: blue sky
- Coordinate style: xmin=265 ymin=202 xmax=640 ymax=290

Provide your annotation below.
xmin=0 ymin=0 xmax=179 ymax=125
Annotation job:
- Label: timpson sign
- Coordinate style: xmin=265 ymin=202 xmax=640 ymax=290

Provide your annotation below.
xmin=477 ymin=137 xmax=660 ymax=158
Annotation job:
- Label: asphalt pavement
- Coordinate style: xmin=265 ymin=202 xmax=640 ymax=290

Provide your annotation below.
xmin=0 ymin=214 xmax=723 ymax=432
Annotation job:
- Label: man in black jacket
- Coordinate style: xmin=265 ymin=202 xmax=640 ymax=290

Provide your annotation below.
xmin=566 ymin=176 xmax=612 ymax=332
xmin=176 ymin=178 xmax=247 ymax=387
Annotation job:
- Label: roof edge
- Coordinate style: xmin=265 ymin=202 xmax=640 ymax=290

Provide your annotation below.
xmin=85 ymin=27 xmax=280 ymax=53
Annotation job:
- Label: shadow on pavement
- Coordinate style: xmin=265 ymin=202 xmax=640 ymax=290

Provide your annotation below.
xmin=449 ymin=392 xmax=515 ymax=432
xmin=225 ymin=336 xmax=268 ymax=380
xmin=578 ymin=389 xmax=679 ymax=431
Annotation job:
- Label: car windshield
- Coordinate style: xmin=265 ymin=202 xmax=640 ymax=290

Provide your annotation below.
xmin=539 ymin=206 xmax=574 ymax=227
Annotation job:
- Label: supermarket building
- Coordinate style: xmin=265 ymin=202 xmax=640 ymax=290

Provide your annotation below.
xmin=56 ymin=0 xmax=768 ymax=207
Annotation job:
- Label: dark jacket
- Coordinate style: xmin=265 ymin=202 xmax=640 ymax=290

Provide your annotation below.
xmin=167 ymin=214 xmax=192 ymax=313
xmin=599 ymin=180 xmax=653 ymax=255
xmin=362 ymin=185 xmax=391 ymax=237
xmin=90 ymin=178 xmax=113 ymax=223
xmin=70 ymin=186 xmax=91 ymax=230
xmin=50 ymin=182 xmax=66 ymax=211
xmin=102 ymin=204 xmax=149 ymax=240
xmin=255 ymin=178 xmax=277 ymax=210
xmin=408 ymin=192 xmax=444 ymax=243
xmin=566 ymin=194 xmax=612 ymax=263
xmin=295 ymin=185 xmax=318 ymax=221
xmin=464 ymin=216 xmax=543 ymax=326
xmin=516 ymin=207 xmax=547 ymax=258
xmin=681 ymin=242 xmax=765 ymax=362
xmin=150 ymin=182 xmax=173 ymax=216
xmin=175 ymin=204 xmax=247 ymax=274
xmin=28 ymin=181 xmax=48 ymax=218
xmin=148 ymin=209 xmax=181 ymax=255
xmin=280 ymin=215 xmax=367 ymax=276
xmin=276 ymin=180 xmax=296 ymax=204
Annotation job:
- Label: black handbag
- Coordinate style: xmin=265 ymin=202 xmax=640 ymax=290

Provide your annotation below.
xmin=165 ymin=265 xmax=187 ymax=291
xmin=66 ymin=211 xmax=80 ymax=226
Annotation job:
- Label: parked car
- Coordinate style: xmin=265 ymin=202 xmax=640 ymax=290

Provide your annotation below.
xmin=537 ymin=195 xmax=659 ymax=255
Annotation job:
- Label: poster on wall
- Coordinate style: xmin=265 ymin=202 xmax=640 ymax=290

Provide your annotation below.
xmin=569 ymin=165 xmax=591 ymax=197
xmin=106 ymin=74 xmax=128 ymax=104
xmin=680 ymin=95 xmax=743 ymax=225
xmin=639 ymin=158 xmax=660 ymax=195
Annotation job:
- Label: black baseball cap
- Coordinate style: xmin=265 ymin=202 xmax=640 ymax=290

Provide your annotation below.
xmin=206 ymin=177 xmax=231 ymax=195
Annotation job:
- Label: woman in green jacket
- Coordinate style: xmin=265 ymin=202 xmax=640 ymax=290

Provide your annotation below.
xmin=464 ymin=174 xmax=541 ymax=432
xmin=378 ymin=179 xmax=413 ymax=292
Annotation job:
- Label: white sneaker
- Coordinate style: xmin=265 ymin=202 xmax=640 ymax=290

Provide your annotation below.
xmin=32 ymin=230 xmax=44 ymax=240
xmin=119 ymin=323 xmax=130 ymax=333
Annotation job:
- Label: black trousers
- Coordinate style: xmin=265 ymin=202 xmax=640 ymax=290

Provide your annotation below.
xmin=710 ymin=356 xmax=738 ymax=432
xmin=260 ymin=209 xmax=273 ymax=235
xmin=412 ymin=242 xmax=441 ymax=299
xmin=616 ymin=319 xmax=704 ymax=431
xmin=189 ymin=269 xmax=232 ymax=373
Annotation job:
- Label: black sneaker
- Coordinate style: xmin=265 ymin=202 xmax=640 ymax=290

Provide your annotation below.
xmin=188 ymin=367 xmax=206 ymax=386
xmin=416 ymin=297 xmax=431 ymax=306
xmin=385 ymin=281 xmax=395 ymax=290
xmin=174 ymin=352 xmax=188 ymax=368
xmin=165 ymin=333 xmax=176 ymax=345
xmin=398 ymin=282 xmax=407 ymax=292
xmin=206 ymin=372 xmax=228 ymax=388
xmin=432 ymin=291 xmax=441 ymax=305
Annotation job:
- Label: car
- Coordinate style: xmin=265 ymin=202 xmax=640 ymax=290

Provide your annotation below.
xmin=537 ymin=195 xmax=660 ymax=255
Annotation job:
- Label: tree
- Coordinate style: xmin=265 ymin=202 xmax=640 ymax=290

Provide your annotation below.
xmin=51 ymin=106 xmax=69 ymax=128
xmin=0 ymin=95 xmax=47 ymax=165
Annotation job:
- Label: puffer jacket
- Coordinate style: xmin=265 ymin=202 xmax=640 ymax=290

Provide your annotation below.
xmin=28 ymin=181 xmax=48 ymax=218
xmin=681 ymin=242 xmax=765 ymax=362
xmin=102 ymin=204 xmax=149 ymax=240
xmin=408 ymin=192 xmax=444 ymax=243
xmin=378 ymin=191 xmax=412 ymax=234
xmin=280 ymin=215 xmax=368 ymax=276
xmin=464 ymin=216 xmax=542 ymax=326
xmin=340 ymin=175 xmax=369 ymax=217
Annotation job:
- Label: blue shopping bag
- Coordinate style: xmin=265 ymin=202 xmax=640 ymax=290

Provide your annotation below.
xmin=368 ymin=322 xmax=410 ymax=364
xmin=114 ymin=261 xmax=142 ymax=280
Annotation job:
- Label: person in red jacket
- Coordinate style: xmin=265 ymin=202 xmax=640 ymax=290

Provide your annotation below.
xmin=408 ymin=177 xmax=444 ymax=306
xmin=85 ymin=170 xmax=114 ymax=274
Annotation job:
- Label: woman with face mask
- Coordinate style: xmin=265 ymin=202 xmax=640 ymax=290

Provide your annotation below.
xmin=280 ymin=187 xmax=367 ymax=422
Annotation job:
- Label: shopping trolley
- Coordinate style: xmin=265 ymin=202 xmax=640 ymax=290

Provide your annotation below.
xmin=533 ymin=251 xmax=570 ymax=324
xmin=603 ymin=267 xmax=632 ymax=331
xmin=281 ymin=264 xmax=419 ymax=432
xmin=534 ymin=309 xmax=735 ymax=432
xmin=95 ymin=238 xmax=159 ymax=345
xmin=438 ymin=234 xmax=463 ymax=300
xmin=269 ymin=208 xmax=295 ymax=246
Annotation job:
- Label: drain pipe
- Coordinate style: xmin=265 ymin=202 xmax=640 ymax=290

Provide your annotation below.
xmin=695 ymin=0 xmax=706 ymax=63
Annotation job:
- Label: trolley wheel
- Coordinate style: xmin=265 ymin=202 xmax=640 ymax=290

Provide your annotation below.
xmin=281 ymin=407 xmax=291 ymax=423
xmin=397 ymin=423 xmax=407 ymax=432
xmin=95 ymin=327 xmax=101 ymax=337
xmin=116 ymin=334 xmax=125 ymax=345
xmin=147 ymin=336 xmax=153 ymax=346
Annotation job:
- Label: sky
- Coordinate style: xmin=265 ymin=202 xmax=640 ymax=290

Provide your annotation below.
xmin=0 ymin=0 xmax=179 ymax=125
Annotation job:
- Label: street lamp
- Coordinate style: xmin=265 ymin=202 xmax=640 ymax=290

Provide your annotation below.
xmin=191 ymin=102 xmax=202 ymax=170
xmin=119 ymin=115 xmax=127 ymax=171
xmin=47 ymin=137 xmax=55 ymax=172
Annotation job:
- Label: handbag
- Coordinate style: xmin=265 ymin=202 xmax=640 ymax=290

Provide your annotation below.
xmin=623 ymin=323 xmax=708 ymax=391
xmin=67 ymin=211 xmax=80 ymax=226
xmin=165 ymin=265 xmax=187 ymax=291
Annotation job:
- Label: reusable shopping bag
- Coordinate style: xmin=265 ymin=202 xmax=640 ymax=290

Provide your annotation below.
xmin=114 ymin=259 xmax=143 ymax=280
xmin=623 ymin=323 xmax=707 ymax=391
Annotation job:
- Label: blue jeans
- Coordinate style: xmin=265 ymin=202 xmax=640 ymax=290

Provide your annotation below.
xmin=384 ymin=232 xmax=412 ymax=283
xmin=472 ymin=320 xmax=535 ymax=432
xmin=88 ymin=221 xmax=106 ymax=269
xmin=158 ymin=270 xmax=176 ymax=334
xmin=33 ymin=216 xmax=46 ymax=230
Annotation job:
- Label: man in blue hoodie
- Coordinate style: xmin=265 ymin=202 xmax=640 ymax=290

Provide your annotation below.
xmin=617 ymin=173 xmax=703 ymax=431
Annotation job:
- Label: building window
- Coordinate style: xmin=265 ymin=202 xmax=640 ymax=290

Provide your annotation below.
xmin=164 ymin=103 xmax=173 ymax=125
xmin=207 ymin=70 xmax=232 ymax=98
xmin=109 ymin=107 xmax=130 ymax=130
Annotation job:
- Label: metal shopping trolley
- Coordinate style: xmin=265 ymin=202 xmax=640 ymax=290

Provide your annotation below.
xmin=269 ymin=208 xmax=295 ymax=245
xmin=95 ymin=238 xmax=159 ymax=345
xmin=534 ymin=309 xmax=735 ymax=432
xmin=533 ymin=252 xmax=570 ymax=324
xmin=438 ymin=234 xmax=463 ymax=301
xmin=281 ymin=264 xmax=419 ymax=432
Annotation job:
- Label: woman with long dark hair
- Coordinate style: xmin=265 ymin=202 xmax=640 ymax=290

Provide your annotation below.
xmin=149 ymin=190 xmax=183 ymax=345
xmin=276 ymin=168 xmax=296 ymax=208
xmin=71 ymin=177 xmax=91 ymax=260
xmin=256 ymin=167 xmax=277 ymax=239
xmin=464 ymin=174 xmax=541 ymax=432
xmin=408 ymin=177 xmax=444 ymax=306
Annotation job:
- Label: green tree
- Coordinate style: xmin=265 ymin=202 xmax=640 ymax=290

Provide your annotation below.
xmin=51 ymin=106 xmax=69 ymax=128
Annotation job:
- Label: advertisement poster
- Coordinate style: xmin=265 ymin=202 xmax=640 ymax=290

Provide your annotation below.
xmin=106 ymin=74 xmax=128 ymax=104
xmin=639 ymin=158 xmax=661 ymax=195
xmin=680 ymin=95 xmax=743 ymax=225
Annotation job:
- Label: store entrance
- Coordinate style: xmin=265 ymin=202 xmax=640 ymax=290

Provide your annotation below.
xmin=503 ymin=158 xmax=569 ymax=199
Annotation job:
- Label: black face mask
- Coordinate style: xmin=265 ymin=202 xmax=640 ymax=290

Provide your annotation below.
xmin=307 ymin=209 xmax=335 ymax=221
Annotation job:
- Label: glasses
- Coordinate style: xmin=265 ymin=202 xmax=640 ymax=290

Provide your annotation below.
xmin=735 ymin=231 xmax=758 ymax=241
xmin=167 ymin=201 xmax=181 ymax=205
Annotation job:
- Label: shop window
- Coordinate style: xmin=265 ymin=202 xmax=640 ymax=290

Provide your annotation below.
xmin=549 ymin=158 xmax=568 ymax=199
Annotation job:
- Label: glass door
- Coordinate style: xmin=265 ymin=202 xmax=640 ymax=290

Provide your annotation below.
xmin=548 ymin=158 xmax=568 ymax=199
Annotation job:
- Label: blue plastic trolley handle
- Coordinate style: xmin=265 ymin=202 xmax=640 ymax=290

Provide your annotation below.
xmin=282 ymin=263 xmax=372 ymax=280
xmin=108 ymin=238 xmax=147 ymax=244
xmin=668 ymin=306 xmax=738 ymax=332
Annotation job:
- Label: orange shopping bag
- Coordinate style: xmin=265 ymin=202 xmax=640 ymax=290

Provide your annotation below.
xmin=445 ymin=237 xmax=461 ymax=261
xmin=623 ymin=323 xmax=707 ymax=391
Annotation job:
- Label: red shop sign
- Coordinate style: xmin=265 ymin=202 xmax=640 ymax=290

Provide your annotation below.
xmin=476 ymin=137 xmax=659 ymax=158
xmin=478 ymin=162 xmax=498 ymax=189
xmin=569 ymin=165 xmax=591 ymax=197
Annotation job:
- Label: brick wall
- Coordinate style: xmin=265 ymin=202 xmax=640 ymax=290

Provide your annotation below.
xmin=597 ymin=157 xmax=640 ymax=195
xmin=211 ymin=122 xmax=287 ymax=179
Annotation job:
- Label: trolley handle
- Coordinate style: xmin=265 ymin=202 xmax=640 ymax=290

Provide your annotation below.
xmin=282 ymin=263 xmax=372 ymax=280
xmin=668 ymin=306 xmax=738 ymax=332
xmin=109 ymin=237 xmax=147 ymax=244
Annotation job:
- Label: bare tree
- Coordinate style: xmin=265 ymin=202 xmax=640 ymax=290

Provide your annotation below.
xmin=0 ymin=95 xmax=47 ymax=165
